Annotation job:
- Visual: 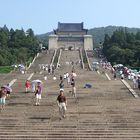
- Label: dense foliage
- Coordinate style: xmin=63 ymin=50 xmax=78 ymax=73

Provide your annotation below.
xmin=88 ymin=26 xmax=140 ymax=47
xmin=0 ymin=25 xmax=40 ymax=66
xmin=36 ymin=31 xmax=52 ymax=49
xmin=103 ymin=29 xmax=140 ymax=67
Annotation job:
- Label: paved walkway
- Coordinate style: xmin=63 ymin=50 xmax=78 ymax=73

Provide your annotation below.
xmin=0 ymin=50 xmax=140 ymax=139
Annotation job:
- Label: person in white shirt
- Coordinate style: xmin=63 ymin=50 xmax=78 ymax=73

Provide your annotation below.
xmin=133 ymin=76 xmax=137 ymax=88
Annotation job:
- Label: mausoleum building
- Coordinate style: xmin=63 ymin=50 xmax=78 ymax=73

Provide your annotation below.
xmin=48 ymin=22 xmax=93 ymax=50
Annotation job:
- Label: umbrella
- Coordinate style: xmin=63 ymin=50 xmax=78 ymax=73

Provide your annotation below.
xmin=124 ymin=66 xmax=128 ymax=69
xmin=72 ymin=73 xmax=77 ymax=77
xmin=117 ymin=64 xmax=123 ymax=67
xmin=53 ymin=76 xmax=57 ymax=80
xmin=113 ymin=65 xmax=117 ymax=67
xmin=18 ymin=64 xmax=25 ymax=69
xmin=92 ymin=62 xmax=99 ymax=65
xmin=131 ymin=73 xmax=136 ymax=76
xmin=1 ymin=85 xmax=12 ymax=92
xmin=11 ymin=64 xmax=17 ymax=68
xmin=18 ymin=64 xmax=24 ymax=67
xmin=31 ymin=79 xmax=42 ymax=84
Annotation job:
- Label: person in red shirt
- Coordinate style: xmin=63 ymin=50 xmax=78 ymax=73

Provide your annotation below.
xmin=25 ymin=80 xmax=30 ymax=93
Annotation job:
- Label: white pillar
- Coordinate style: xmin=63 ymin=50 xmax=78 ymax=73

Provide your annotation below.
xmin=48 ymin=34 xmax=58 ymax=50
xmin=84 ymin=35 xmax=93 ymax=50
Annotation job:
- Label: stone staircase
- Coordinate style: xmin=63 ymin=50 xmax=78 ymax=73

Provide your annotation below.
xmin=0 ymin=50 xmax=140 ymax=139
xmin=29 ymin=50 xmax=54 ymax=73
xmin=59 ymin=50 xmax=81 ymax=71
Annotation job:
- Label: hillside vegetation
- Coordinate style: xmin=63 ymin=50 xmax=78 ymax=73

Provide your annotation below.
xmin=0 ymin=25 xmax=40 ymax=66
xmin=36 ymin=26 xmax=140 ymax=47
xmin=103 ymin=29 xmax=140 ymax=67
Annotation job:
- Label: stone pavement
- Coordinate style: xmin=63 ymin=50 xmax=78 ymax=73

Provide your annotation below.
xmin=0 ymin=50 xmax=140 ymax=140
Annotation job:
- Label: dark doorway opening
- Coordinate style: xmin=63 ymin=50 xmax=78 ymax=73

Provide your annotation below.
xmin=68 ymin=46 xmax=73 ymax=50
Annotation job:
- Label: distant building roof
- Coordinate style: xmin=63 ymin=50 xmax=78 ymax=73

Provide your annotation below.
xmin=54 ymin=22 xmax=88 ymax=32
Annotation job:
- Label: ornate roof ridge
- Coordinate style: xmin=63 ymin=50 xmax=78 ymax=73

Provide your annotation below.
xmin=56 ymin=22 xmax=87 ymax=32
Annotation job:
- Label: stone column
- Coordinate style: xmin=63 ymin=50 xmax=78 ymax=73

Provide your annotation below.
xmin=84 ymin=35 xmax=93 ymax=50
xmin=48 ymin=34 xmax=58 ymax=50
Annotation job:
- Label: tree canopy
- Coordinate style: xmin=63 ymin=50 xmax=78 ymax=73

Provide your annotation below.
xmin=103 ymin=29 xmax=140 ymax=67
xmin=0 ymin=25 xmax=40 ymax=66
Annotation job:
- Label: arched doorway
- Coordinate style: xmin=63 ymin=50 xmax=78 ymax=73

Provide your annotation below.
xmin=68 ymin=46 xmax=73 ymax=50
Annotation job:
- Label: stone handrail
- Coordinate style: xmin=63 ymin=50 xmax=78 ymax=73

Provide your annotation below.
xmin=84 ymin=50 xmax=92 ymax=71
xmin=50 ymin=49 xmax=57 ymax=66
xmin=27 ymin=53 xmax=39 ymax=70
xmin=56 ymin=49 xmax=62 ymax=68
xmin=79 ymin=49 xmax=85 ymax=69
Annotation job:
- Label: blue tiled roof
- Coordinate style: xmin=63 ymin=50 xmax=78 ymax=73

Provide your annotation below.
xmin=57 ymin=22 xmax=87 ymax=32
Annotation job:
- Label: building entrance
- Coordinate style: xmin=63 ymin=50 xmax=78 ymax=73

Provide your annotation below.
xmin=68 ymin=46 xmax=73 ymax=50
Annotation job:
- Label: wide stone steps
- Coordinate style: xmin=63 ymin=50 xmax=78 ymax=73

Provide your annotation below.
xmin=0 ymin=73 xmax=19 ymax=86
xmin=29 ymin=50 xmax=54 ymax=72
xmin=59 ymin=50 xmax=81 ymax=71
xmin=1 ymin=51 xmax=140 ymax=139
xmin=0 ymin=130 xmax=140 ymax=139
xmin=11 ymin=73 xmax=32 ymax=94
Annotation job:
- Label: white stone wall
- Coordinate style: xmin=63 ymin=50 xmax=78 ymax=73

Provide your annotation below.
xmin=48 ymin=35 xmax=58 ymax=50
xmin=48 ymin=34 xmax=93 ymax=50
xmin=56 ymin=31 xmax=86 ymax=36
xmin=84 ymin=35 xmax=93 ymax=50
xmin=58 ymin=41 xmax=83 ymax=50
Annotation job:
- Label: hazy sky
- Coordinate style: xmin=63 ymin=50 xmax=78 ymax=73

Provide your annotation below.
xmin=0 ymin=0 xmax=140 ymax=34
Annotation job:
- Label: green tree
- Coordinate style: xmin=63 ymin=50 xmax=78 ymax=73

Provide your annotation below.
xmin=103 ymin=34 xmax=111 ymax=55
xmin=0 ymin=26 xmax=40 ymax=66
xmin=136 ymin=32 xmax=140 ymax=40
xmin=103 ymin=29 xmax=140 ymax=67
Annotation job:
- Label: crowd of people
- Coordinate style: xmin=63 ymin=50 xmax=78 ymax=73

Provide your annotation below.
xmin=1 ymin=55 xmax=140 ymax=120
xmin=0 ymin=60 xmax=78 ymax=121
xmin=39 ymin=64 xmax=55 ymax=74
xmin=100 ymin=61 xmax=140 ymax=90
